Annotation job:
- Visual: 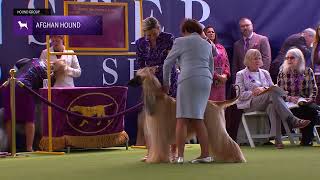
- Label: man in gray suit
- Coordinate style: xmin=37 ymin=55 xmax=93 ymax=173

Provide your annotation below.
xmin=232 ymin=18 xmax=271 ymax=81
xmin=270 ymin=28 xmax=316 ymax=82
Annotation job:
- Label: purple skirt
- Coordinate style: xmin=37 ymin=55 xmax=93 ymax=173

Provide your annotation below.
xmin=2 ymin=86 xmax=35 ymax=123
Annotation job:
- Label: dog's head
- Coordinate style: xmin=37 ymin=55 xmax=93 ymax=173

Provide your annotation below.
xmin=127 ymin=66 xmax=159 ymax=87
xmin=128 ymin=66 xmax=162 ymax=115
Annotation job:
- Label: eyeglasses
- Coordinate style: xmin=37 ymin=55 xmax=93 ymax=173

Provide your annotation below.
xmin=285 ymin=56 xmax=296 ymax=60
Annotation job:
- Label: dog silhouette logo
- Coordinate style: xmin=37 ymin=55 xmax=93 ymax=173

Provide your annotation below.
xmin=17 ymin=21 xmax=28 ymax=30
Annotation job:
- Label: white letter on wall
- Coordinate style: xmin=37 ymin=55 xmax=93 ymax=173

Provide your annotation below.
xmin=102 ymin=58 xmax=118 ymax=85
xmin=127 ymin=58 xmax=136 ymax=80
xmin=180 ymin=0 xmax=210 ymax=23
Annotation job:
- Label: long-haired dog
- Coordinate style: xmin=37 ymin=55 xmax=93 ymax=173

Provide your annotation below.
xmin=129 ymin=67 xmax=246 ymax=163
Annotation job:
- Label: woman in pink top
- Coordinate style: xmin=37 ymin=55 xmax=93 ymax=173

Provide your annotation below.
xmin=204 ymin=26 xmax=230 ymax=101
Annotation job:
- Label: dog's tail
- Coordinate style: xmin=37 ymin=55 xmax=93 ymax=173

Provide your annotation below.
xmin=210 ymin=84 xmax=240 ymax=108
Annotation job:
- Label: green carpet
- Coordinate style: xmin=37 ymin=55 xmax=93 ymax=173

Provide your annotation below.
xmin=0 ymin=145 xmax=319 ymax=180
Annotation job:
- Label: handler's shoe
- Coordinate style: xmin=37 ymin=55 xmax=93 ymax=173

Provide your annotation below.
xmin=173 ymin=157 xmax=184 ymax=164
xmin=190 ymin=156 xmax=214 ymax=164
xmin=140 ymin=155 xmax=148 ymax=162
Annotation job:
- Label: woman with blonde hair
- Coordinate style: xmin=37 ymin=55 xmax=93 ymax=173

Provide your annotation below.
xmin=135 ymin=17 xmax=178 ymax=161
xmin=236 ymin=49 xmax=310 ymax=149
xmin=278 ymin=48 xmax=319 ymax=146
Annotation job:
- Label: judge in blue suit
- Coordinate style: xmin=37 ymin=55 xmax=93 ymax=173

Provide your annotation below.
xmin=163 ymin=19 xmax=215 ymax=164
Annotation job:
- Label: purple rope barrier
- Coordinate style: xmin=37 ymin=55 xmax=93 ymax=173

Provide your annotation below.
xmin=17 ymin=81 xmax=143 ymax=121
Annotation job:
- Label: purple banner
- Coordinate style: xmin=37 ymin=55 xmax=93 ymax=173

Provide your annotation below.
xmin=66 ymin=2 xmax=127 ymax=50
xmin=13 ymin=16 xmax=102 ymax=35
xmin=39 ymin=86 xmax=128 ymax=149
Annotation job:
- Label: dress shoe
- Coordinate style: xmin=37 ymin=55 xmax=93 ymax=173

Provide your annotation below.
xmin=190 ymin=156 xmax=214 ymax=163
xmin=292 ymin=119 xmax=311 ymax=129
xmin=263 ymin=141 xmax=274 ymax=145
xmin=275 ymin=143 xmax=284 ymax=149
xmin=300 ymin=142 xmax=313 ymax=146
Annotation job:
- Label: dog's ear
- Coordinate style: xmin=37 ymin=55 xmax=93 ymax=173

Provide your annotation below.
xmin=127 ymin=76 xmax=143 ymax=87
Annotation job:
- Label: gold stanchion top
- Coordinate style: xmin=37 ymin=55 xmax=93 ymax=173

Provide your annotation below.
xmin=9 ymin=69 xmax=16 ymax=78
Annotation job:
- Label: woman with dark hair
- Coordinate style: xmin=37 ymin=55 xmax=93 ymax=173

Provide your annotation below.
xmin=39 ymin=35 xmax=81 ymax=87
xmin=204 ymin=26 xmax=230 ymax=101
xmin=163 ymin=19 xmax=214 ymax=163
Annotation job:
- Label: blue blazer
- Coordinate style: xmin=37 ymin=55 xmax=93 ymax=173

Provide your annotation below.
xmin=163 ymin=33 xmax=214 ymax=86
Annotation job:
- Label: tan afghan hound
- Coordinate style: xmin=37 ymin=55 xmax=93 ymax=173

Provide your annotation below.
xmin=129 ymin=67 xmax=246 ymax=163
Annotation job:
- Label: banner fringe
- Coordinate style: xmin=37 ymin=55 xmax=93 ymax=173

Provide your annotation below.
xmin=39 ymin=131 xmax=128 ymax=151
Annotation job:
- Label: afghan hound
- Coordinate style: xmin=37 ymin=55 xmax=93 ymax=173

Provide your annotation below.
xmin=129 ymin=67 xmax=246 ymax=163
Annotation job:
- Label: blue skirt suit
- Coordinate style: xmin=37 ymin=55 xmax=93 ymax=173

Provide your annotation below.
xmin=163 ymin=33 xmax=215 ymax=119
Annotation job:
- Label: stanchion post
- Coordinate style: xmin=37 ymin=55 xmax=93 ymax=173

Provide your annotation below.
xmin=44 ymin=0 xmax=53 ymax=152
xmin=9 ymin=69 xmax=17 ymax=157
xmin=46 ymin=35 xmax=53 ymax=152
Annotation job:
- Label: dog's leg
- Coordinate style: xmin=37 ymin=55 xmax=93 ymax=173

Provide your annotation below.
xmin=204 ymin=103 xmax=246 ymax=163
xmin=136 ymin=110 xmax=146 ymax=146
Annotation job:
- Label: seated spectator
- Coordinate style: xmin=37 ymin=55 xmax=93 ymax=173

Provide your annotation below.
xmin=270 ymin=28 xmax=316 ymax=82
xmin=277 ymin=48 xmax=319 ymax=146
xmin=235 ymin=49 xmax=311 ymax=149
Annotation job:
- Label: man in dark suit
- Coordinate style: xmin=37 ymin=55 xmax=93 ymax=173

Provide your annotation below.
xmin=270 ymin=28 xmax=316 ymax=82
xmin=232 ymin=18 xmax=271 ymax=81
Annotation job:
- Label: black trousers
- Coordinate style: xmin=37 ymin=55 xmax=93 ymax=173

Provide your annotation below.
xmin=290 ymin=103 xmax=319 ymax=144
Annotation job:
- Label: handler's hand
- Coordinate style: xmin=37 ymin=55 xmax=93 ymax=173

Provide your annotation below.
xmin=162 ymin=86 xmax=169 ymax=94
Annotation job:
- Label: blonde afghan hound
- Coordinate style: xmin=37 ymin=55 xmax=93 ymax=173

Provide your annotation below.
xmin=129 ymin=67 xmax=246 ymax=163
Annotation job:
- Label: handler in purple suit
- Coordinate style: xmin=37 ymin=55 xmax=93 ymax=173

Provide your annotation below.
xmin=3 ymin=58 xmax=48 ymax=152
xmin=135 ymin=17 xmax=178 ymax=148
xmin=136 ymin=17 xmax=178 ymax=97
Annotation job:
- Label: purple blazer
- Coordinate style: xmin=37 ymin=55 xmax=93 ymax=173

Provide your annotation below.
xmin=232 ymin=33 xmax=271 ymax=80
xmin=135 ymin=32 xmax=177 ymax=97
xmin=235 ymin=67 xmax=274 ymax=109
